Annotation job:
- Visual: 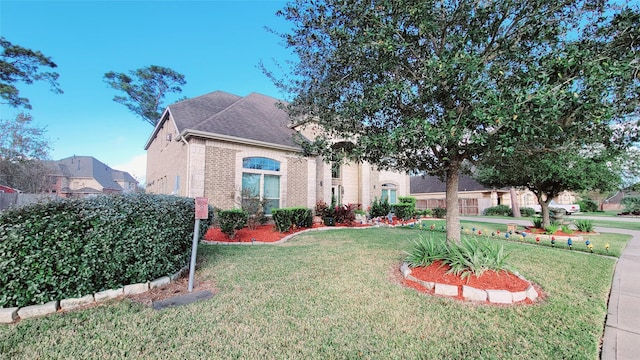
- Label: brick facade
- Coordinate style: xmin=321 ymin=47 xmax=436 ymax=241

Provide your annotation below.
xmin=286 ymin=157 xmax=309 ymax=208
xmin=204 ymin=146 xmax=238 ymax=209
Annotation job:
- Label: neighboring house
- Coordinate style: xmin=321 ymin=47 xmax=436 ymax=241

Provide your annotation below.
xmin=410 ymin=174 xmax=577 ymax=215
xmin=45 ymin=156 xmax=139 ymax=198
xmin=0 ymin=185 xmax=20 ymax=193
xmin=602 ymin=190 xmax=640 ymax=211
xmin=145 ymin=91 xmax=410 ymax=213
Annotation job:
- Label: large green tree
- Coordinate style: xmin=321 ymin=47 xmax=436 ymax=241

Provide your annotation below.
xmin=0 ymin=37 xmax=62 ymax=109
xmin=103 ymin=65 xmax=186 ymax=127
xmin=476 ymin=8 xmax=639 ymax=226
xmin=0 ymin=113 xmax=52 ymax=192
xmin=267 ymin=0 xmax=634 ymax=242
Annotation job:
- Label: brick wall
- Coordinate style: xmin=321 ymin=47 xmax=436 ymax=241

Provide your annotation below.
xmin=286 ymin=157 xmax=308 ymax=207
xmin=204 ymin=146 xmax=238 ymax=209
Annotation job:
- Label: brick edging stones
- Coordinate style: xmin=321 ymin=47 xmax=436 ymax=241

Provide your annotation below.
xmin=0 ymin=266 xmax=189 ymax=324
xmin=400 ymin=262 xmax=539 ymax=305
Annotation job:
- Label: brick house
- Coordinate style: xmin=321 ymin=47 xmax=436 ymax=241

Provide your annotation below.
xmin=46 ymin=156 xmax=139 ymax=198
xmin=411 ymin=174 xmax=578 ymax=215
xmin=144 ymin=91 xmax=409 ymax=213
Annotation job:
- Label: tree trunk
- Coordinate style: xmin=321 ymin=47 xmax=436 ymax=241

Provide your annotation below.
xmin=510 ymin=187 xmax=521 ymax=218
xmin=535 ymin=192 xmax=552 ymax=228
xmin=445 ymin=161 xmax=461 ymax=244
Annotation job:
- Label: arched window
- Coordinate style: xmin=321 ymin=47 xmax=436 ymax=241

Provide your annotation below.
xmin=381 ymin=183 xmax=397 ymax=204
xmin=242 ymin=157 xmax=280 ymax=214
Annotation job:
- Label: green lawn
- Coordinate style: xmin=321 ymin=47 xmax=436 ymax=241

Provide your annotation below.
xmin=0 ymin=227 xmax=629 ymax=359
xmin=467 ymin=214 xmax=640 ymax=232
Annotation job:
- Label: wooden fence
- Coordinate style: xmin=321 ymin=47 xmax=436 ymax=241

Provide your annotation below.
xmin=416 ymin=198 xmax=480 ymax=215
xmin=0 ymin=193 xmax=59 ymax=212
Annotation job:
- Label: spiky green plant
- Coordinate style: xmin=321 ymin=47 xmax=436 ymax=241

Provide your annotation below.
xmin=544 ymin=222 xmax=560 ymax=235
xmin=404 ymin=234 xmax=447 ymax=267
xmin=444 ymin=238 xmax=511 ymax=280
xmin=574 ymin=219 xmax=595 ymax=232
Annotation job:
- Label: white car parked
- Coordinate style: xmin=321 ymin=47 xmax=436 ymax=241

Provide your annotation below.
xmin=531 ymin=201 xmax=581 ymax=215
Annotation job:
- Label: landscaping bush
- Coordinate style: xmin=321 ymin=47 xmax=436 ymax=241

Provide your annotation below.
xmin=532 ymin=217 xmax=543 ymax=229
xmin=217 ymin=209 xmax=248 ymax=238
xmin=432 ymin=207 xmax=446 ymax=219
xmin=405 ymin=235 xmax=511 ymax=279
xmin=334 ymin=204 xmax=357 ymax=224
xmin=519 ymin=207 xmax=536 ymax=217
xmin=369 ymin=197 xmax=391 ymax=218
xmin=574 ymin=219 xmax=595 ymax=232
xmin=393 ymin=203 xmax=414 ymax=220
xmin=0 ymin=193 xmax=214 ymax=308
xmin=578 ymin=198 xmax=599 ymax=212
xmin=483 ymin=205 xmax=512 ymax=216
xmin=621 ymin=196 xmax=640 ymax=214
xmin=271 ymin=207 xmax=312 ymax=232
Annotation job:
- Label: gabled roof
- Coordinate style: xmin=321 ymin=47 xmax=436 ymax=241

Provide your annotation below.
xmin=145 ymin=91 xmax=303 ymax=150
xmin=49 ymin=156 xmax=138 ymax=192
xmin=410 ymin=174 xmax=504 ymax=194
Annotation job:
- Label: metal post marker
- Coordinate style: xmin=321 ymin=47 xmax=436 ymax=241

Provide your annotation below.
xmin=188 ymin=197 xmax=208 ymax=292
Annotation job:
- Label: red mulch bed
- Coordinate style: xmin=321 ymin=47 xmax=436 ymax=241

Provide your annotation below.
xmin=203 ymin=223 xmax=371 ymax=243
xmin=403 ymin=261 xmax=542 ymax=304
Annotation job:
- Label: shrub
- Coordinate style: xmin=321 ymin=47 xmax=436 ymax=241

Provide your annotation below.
xmin=432 ymin=207 xmax=447 ymax=219
xmin=560 ymin=224 xmax=573 ymax=234
xmin=405 ymin=236 xmax=511 ymax=279
xmin=0 ymin=193 xmax=214 ymax=308
xmin=334 ymin=204 xmax=356 ymax=224
xmin=315 ymin=200 xmax=329 ymax=217
xmin=240 ymin=189 xmax=268 ymax=230
xmin=578 ymin=198 xmax=599 ymax=212
xmin=544 ymin=222 xmax=560 ymax=235
xmin=393 ymin=203 xmax=415 ymax=220
xmin=574 ymin=219 xmax=595 ymax=232
xmin=218 ymin=209 xmax=248 ymax=238
xmin=404 ymin=235 xmax=447 ymax=267
xmin=369 ymin=197 xmax=391 ymax=218
xmin=445 ymin=238 xmax=511 ymax=280
xmin=272 ymin=207 xmax=312 ymax=232
xmin=483 ymin=205 xmax=512 ymax=216
xmin=621 ymin=196 xmax=640 ymax=213
xmin=532 ymin=217 xmax=543 ymax=229
xmin=519 ymin=207 xmax=536 ymax=217
xmin=418 ymin=209 xmax=434 ymax=217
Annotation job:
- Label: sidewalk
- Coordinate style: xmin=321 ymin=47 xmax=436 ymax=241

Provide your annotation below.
xmin=461 ymin=217 xmax=640 ymax=359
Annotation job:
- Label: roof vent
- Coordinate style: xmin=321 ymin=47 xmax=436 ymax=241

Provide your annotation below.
xmin=166 ymin=133 xmax=172 ymax=142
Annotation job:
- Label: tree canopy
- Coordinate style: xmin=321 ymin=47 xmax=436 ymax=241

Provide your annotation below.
xmin=0 ymin=113 xmax=52 ymax=192
xmin=268 ymin=0 xmax=638 ymax=242
xmin=475 ymin=7 xmax=639 ymax=226
xmin=103 ymin=65 xmax=186 ymax=127
xmin=0 ymin=37 xmax=62 ymax=109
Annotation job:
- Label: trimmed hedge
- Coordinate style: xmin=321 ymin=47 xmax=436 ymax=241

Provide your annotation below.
xmin=483 ymin=205 xmax=512 ymax=216
xmin=217 ymin=209 xmax=248 ymax=237
xmin=393 ymin=203 xmax=414 ymax=220
xmin=0 ymin=193 xmax=214 ymax=308
xmin=272 ymin=207 xmax=312 ymax=232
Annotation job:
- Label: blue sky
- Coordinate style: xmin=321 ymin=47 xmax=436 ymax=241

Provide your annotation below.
xmin=1 ymin=0 xmax=292 ymax=183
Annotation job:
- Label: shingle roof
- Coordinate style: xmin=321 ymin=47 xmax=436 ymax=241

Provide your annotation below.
xmin=160 ymin=91 xmax=303 ymax=149
xmin=411 ymin=174 xmax=499 ymax=193
xmin=51 ymin=156 xmax=137 ymax=191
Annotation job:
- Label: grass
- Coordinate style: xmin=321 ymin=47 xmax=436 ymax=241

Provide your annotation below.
xmin=446 ymin=219 xmax=629 ymax=257
xmin=0 ymin=227 xmax=630 ymax=359
xmin=468 ymin=213 xmax=640 ymax=232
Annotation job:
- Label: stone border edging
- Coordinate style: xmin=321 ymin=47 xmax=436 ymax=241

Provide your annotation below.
xmin=400 ymin=262 xmax=539 ymax=304
xmin=0 ymin=265 xmax=189 ymax=324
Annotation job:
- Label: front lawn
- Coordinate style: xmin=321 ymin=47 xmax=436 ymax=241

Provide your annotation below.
xmin=0 ymin=227 xmax=627 ymax=359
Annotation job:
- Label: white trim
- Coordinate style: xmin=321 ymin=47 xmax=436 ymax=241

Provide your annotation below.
xmin=179 ymin=129 xmax=303 ymax=153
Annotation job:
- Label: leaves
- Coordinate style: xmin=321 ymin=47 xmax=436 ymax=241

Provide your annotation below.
xmin=103 ymin=65 xmax=186 ymax=126
xmin=0 ymin=37 xmax=62 ymax=109
xmin=0 ymin=193 xmax=214 ymax=308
